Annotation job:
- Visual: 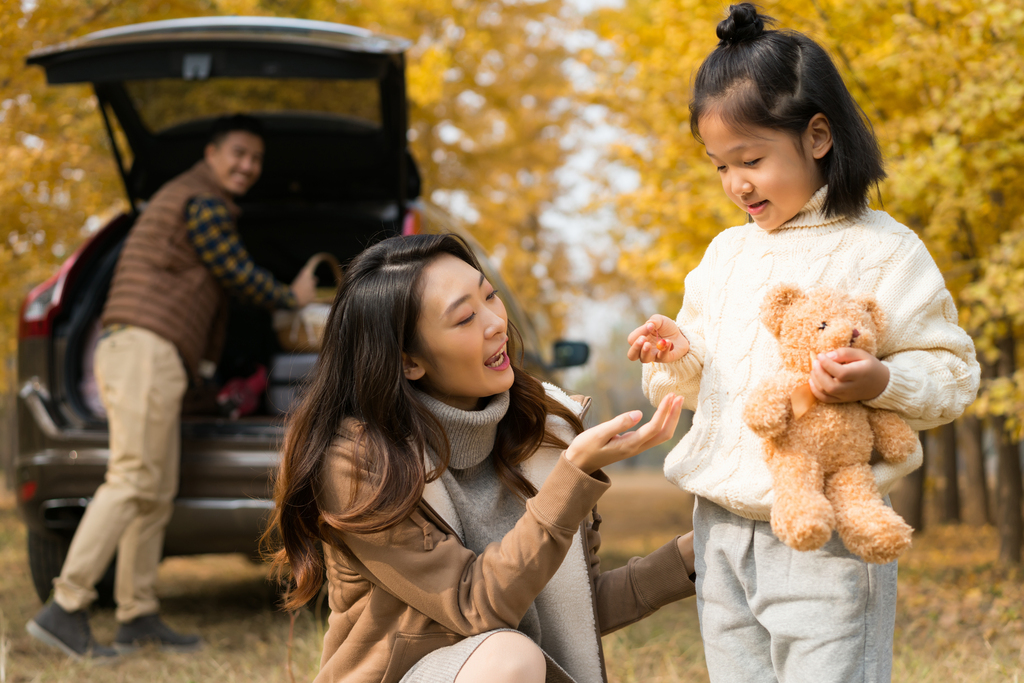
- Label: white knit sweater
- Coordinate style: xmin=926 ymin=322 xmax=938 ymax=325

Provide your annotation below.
xmin=643 ymin=187 xmax=981 ymax=521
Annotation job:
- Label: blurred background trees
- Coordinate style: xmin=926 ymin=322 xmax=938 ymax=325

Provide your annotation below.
xmin=586 ymin=0 xmax=1024 ymax=564
xmin=0 ymin=0 xmax=583 ymax=392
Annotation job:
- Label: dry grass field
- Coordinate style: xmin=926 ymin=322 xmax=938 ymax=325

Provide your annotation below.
xmin=1 ymin=470 xmax=1022 ymax=682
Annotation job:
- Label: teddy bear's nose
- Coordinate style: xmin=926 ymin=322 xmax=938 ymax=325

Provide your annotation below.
xmin=851 ymin=328 xmax=861 ymax=338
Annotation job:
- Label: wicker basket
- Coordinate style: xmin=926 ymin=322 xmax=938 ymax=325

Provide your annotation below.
xmin=273 ymin=252 xmax=343 ymax=352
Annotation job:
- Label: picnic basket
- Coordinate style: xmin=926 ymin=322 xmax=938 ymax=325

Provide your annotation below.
xmin=272 ymin=252 xmax=343 ymax=353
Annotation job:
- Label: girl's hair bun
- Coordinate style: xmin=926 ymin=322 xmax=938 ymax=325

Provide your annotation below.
xmin=716 ymin=3 xmax=770 ymax=45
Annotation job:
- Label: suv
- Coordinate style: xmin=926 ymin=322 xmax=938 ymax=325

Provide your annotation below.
xmin=10 ymin=17 xmax=588 ymax=604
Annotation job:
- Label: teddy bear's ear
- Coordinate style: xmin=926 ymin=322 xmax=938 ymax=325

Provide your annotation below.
xmin=856 ymin=294 xmax=886 ymax=336
xmin=760 ymin=283 xmax=804 ymax=337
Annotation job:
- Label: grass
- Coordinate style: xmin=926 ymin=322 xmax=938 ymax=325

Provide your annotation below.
xmin=0 ymin=487 xmax=324 ymax=683
xmin=1 ymin=471 xmax=1022 ymax=682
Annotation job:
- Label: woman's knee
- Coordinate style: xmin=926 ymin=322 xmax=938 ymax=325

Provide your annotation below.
xmin=455 ymin=631 xmax=545 ymax=683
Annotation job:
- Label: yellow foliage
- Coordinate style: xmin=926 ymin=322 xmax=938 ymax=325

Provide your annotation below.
xmin=0 ymin=0 xmax=208 ymax=388
xmin=1 ymin=0 xmax=580 ymax=392
xmin=588 ymin=0 xmax=1024 ymax=431
xmin=254 ymin=0 xmax=582 ymax=343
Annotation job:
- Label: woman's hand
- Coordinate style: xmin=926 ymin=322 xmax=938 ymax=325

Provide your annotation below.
xmin=676 ymin=531 xmax=696 ymax=580
xmin=565 ymin=394 xmax=684 ymax=474
xmin=809 ymin=348 xmax=890 ymax=403
xmin=626 ymin=316 xmax=690 ymax=364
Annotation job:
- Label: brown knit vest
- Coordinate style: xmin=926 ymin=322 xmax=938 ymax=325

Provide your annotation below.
xmin=102 ymin=161 xmax=236 ymax=381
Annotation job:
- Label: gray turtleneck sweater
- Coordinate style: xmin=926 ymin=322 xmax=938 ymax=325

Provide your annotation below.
xmin=416 ymin=389 xmax=543 ymax=644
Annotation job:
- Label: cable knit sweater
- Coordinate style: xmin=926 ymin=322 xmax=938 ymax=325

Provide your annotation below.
xmin=643 ymin=186 xmax=981 ymax=521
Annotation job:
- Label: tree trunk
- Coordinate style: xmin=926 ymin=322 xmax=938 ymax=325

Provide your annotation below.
xmin=957 ymin=415 xmax=990 ymax=526
xmin=892 ymin=432 xmax=927 ymax=532
xmin=994 ymin=332 xmax=1022 ymax=566
xmin=993 ymin=415 xmax=1022 ymax=565
xmin=936 ymin=422 xmax=960 ymax=523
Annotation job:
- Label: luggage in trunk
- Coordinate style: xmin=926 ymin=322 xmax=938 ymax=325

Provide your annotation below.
xmin=266 ymin=353 xmax=319 ymax=415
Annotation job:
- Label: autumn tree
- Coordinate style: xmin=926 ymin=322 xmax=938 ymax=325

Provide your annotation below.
xmin=284 ymin=0 xmax=584 ymax=343
xmin=588 ymin=0 xmax=1024 ymax=561
xmin=0 ymin=0 xmax=218 ymax=396
xmin=1 ymin=0 xmax=584 ymax=402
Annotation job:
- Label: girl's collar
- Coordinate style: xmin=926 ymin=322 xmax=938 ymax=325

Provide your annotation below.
xmin=774 ymin=185 xmax=847 ymax=231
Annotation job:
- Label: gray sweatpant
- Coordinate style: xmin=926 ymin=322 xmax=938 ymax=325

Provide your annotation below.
xmin=694 ymin=497 xmax=897 ymax=683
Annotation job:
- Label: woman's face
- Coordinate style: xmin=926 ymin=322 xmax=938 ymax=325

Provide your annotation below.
xmin=403 ymin=253 xmax=514 ymax=410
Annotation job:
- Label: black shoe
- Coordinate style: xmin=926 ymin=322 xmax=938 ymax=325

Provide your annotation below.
xmin=26 ymin=602 xmax=120 ymax=662
xmin=114 ymin=614 xmax=204 ymax=653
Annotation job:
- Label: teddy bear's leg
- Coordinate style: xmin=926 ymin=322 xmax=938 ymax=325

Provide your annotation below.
xmin=766 ymin=445 xmax=835 ymax=552
xmin=868 ymin=410 xmax=918 ymax=464
xmin=825 ymin=464 xmax=913 ymax=564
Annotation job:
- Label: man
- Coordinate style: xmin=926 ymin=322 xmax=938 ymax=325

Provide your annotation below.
xmin=27 ymin=114 xmax=316 ymax=659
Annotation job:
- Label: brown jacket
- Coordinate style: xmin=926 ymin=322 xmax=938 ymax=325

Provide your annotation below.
xmin=102 ymin=161 xmax=235 ymax=381
xmin=314 ymin=387 xmax=695 ymax=683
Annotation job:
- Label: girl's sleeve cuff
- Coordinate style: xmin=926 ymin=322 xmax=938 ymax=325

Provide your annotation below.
xmin=642 ymin=327 xmax=705 ymax=406
xmin=863 ymin=361 xmax=920 ymax=414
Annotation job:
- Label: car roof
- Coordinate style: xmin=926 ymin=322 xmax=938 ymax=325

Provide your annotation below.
xmin=29 ymin=16 xmax=411 ymax=68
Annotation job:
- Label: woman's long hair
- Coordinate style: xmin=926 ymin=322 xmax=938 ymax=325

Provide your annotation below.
xmin=264 ymin=234 xmax=584 ymax=610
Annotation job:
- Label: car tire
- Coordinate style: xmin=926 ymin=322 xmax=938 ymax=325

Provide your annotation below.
xmin=27 ymin=529 xmax=116 ymax=607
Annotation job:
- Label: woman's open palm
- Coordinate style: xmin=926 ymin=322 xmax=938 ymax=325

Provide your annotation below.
xmin=565 ymin=394 xmax=684 ymax=474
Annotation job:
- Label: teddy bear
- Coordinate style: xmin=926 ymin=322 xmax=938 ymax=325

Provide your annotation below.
xmin=743 ymin=283 xmax=918 ymax=564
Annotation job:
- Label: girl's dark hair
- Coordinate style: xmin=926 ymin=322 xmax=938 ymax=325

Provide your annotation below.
xmin=690 ymin=3 xmax=885 ymax=218
xmin=263 ymin=233 xmax=584 ymax=610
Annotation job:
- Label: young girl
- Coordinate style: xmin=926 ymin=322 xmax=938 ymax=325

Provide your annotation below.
xmin=266 ymin=233 xmax=695 ymax=683
xmin=627 ymin=5 xmax=980 ymax=682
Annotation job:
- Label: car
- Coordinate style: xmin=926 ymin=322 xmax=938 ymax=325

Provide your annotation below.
xmin=9 ymin=16 xmax=589 ymax=604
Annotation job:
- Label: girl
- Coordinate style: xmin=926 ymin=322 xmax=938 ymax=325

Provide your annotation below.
xmin=266 ymin=233 xmax=696 ymax=683
xmin=627 ymin=4 xmax=980 ymax=682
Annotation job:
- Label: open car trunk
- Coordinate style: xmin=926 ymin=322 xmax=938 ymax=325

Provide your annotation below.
xmin=27 ymin=17 xmax=417 ymax=209
xmin=59 ymin=201 xmax=400 ymax=429
xmin=25 ymin=17 xmax=419 ymax=431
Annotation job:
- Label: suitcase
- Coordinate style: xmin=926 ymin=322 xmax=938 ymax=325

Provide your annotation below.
xmin=266 ymin=353 xmax=319 ymax=415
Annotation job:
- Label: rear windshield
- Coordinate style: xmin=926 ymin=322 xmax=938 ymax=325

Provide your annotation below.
xmin=124 ymin=78 xmax=382 ymax=132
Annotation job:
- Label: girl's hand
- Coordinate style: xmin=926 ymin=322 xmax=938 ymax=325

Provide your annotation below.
xmin=626 ymin=316 xmax=691 ymax=364
xmin=565 ymin=394 xmax=684 ymax=474
xmin=809 ymin=348 xmax=890 ymax=403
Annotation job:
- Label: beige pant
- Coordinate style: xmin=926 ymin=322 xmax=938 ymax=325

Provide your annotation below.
xmin=54 ymin=326 xmax=188 ymax=622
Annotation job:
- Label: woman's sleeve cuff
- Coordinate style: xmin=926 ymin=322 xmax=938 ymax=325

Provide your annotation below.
xmin=629 ymin=537 xmax=696 ymax=609
xmin=527 ymin=454 xmax=610 ymax=533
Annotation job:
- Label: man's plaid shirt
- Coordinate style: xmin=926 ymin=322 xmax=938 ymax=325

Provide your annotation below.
xmin=186 ymin=195 xmax=297 ymax=310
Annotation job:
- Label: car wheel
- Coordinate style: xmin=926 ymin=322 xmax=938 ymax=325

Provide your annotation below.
xmin=27 ymin=529 xmax=116 ymax=607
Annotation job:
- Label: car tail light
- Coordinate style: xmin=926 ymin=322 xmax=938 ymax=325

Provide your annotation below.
xmin=402 ymin=207 xmax=422 ymax=235
xmin=15 ymin=214 xmax=129 ymax=340
xmin=18 ymin=273 xmax=61 ymax=339
xmin=19 ymin=480 xmax=38 ymax=503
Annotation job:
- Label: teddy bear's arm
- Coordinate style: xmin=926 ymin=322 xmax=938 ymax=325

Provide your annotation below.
xmin=743 ymin=375 xmax=798 ymax=439
xmin=867 ymin=409 xmax=918 ymax=464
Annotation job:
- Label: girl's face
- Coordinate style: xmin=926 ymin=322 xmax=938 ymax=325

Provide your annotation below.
xmin=701 ymin=113 xmax=832 ymax=232
xmin=403 ymin=253 xmax=514 ymax=411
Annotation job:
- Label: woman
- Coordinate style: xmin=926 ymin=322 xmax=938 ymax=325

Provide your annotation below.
xmin=266 ymin=234 xmax=696 ymax=683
